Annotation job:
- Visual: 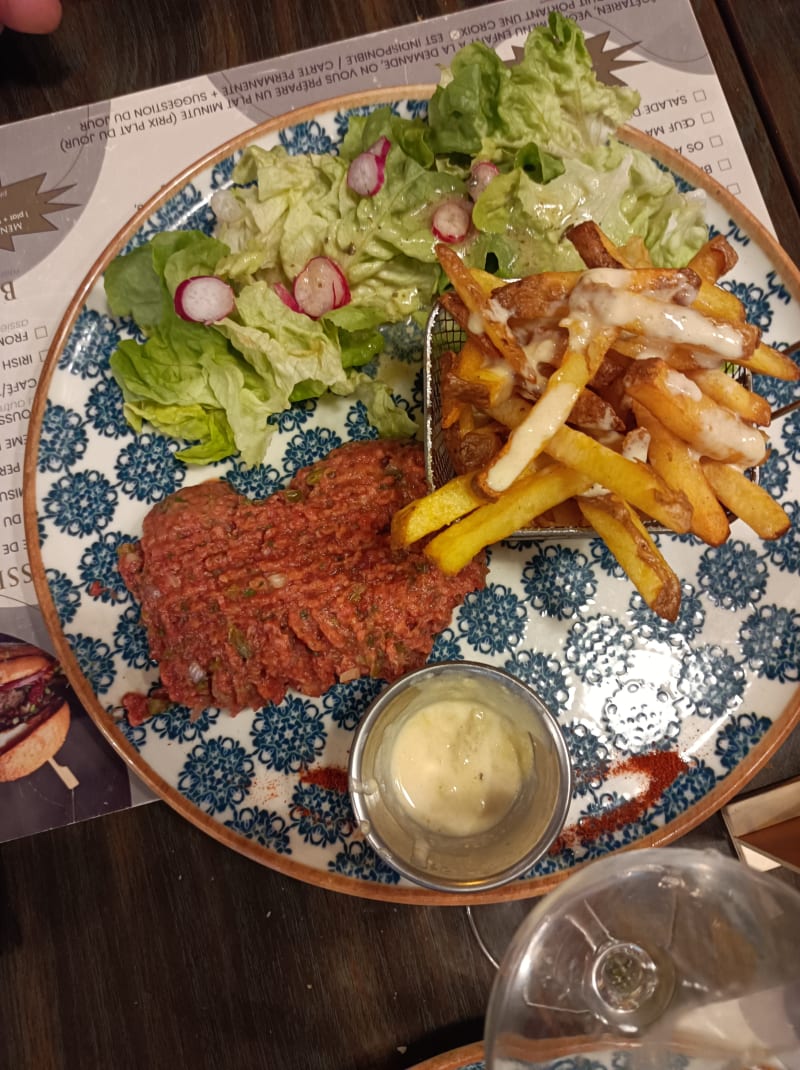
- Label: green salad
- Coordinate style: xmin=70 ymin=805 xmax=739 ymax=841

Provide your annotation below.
xmin=104 ymin=13 xmax=708 ymax=467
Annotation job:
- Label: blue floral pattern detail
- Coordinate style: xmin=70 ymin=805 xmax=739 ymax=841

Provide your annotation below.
xmin=251 ymin=696 xmax=327 ymax=773
xmin=628 ymin=582 xmax=705 ymax=644
xmin=42 ymin=471 xmax=117 ymax=536
xmin=765 ymin=500 xmax=800 ymax=572
xmin=329 ymin=840 xmax=401 ymax=883
xmin=149 ymin=704 xmax=220 ymax=742
xmin=427 ymin=628 xmax=464 ymax=664
xmin=282 ymin=427 xmax=343 ymax=475
xmin=280 ymin=120 xmax=334 ymax=156
xmin=457 ymin=584 xmax=527 ymax=653
xmin=561 ymin=721 xmax=611 ymax=798
xmin=521 ymin=544 xmax=596 ymax=619
xmin=715 ymin=712 xmax=772 ymax=771
xmin=45 ymin=568 xmax=82 ymax=625
xmin=651 ymin=760 xmax=717 ymax=823
xmin=602 ymin=678 xmax=683 ymax=753
xmin=85 ymin=376 xmax=130 ymax=438
xmin=504 ymin=648 xmax=571 ymax=714
xmin=344 ymin=400 xmax=380 ymax=441
xmin=697 ymin=540 xmax=768 ymax=609
xmin=288 ymin=781 xmax=357 ymax=846
xmin=210 ymin=151 xmax=241 ymax=189
xmin=225 ymin=806 xmax=292 ymax=853
xmin=80 ymin=530 xmax=137 ymax=603
xmin=38 ymin=403 xmax=88 ymax=473
xmin=324 ymin=677 xmax=385 ymax=732
xmin=59 ymin=308 xmax=121 ymax=378
xmin=66 ymin=632 xmax=116 ymax=693
xmin=676 ymin=644 xmax=746 ymax=718
xmin=113 ymin=605 xmax=154 ymax=669
xmin=225 ymin=462 xmax=284 ymax=500
xmin=126 ymin=183 xmax=215 ymax=248
xmin=739 ymin=605 xmax=800 ymax=681
xmin=564 ymin=616 xmax=634 ymax=685
xmin=379 ymin=317 xmax=425 ymax=362
xmin=178 ymin=737 xmax=255 ymax=814
xmin=115 ymin=434 xmax=184 ymax=503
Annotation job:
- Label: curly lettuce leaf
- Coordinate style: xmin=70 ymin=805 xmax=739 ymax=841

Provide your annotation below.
xmin=428 ymin=12 xmax=638 ymax=164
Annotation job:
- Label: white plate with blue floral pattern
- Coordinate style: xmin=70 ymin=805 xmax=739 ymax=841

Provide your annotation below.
xmin=25 ymin=88 xmax=800 ymax=904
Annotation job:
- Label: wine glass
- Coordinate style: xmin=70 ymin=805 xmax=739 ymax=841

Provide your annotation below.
xmin=482 ymin=846 xmax=800 ymax=1069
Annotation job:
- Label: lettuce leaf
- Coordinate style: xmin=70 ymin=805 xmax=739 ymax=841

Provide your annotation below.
xmin=428 ymin=13 xmax=638 ymax=163
xmin=105 ymin=231 xmax=409 ymax=466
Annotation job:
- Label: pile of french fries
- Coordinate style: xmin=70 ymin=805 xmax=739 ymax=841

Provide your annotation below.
xmin=391 ymin=223 xmax=798 ymax=621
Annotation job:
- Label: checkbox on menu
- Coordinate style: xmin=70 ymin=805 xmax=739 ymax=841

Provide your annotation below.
xmin=39 ymin=349 xmax=49 ymax=362
xmin=718 ymin=158 xmax=732 ymax=172
xmin=693 ymin=89 xmax=707 ymax=103
xmin=710 ymin=135 xmax=723 ymax=148
xmin=701 ymin=111 xmax=714 ymax=124
xmin=727 ymin=182 xmax=741 ymax=196
xmin=34 ymin=325 xmax=48 ymax=339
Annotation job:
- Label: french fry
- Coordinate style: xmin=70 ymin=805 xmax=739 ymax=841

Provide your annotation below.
xmin=480 ymin=327 xmax=617 ymax=495
xmin=685 ymin=366 xmax=772 ymax=426
xmin=744 ymin=341 xmax=800 ymax=381
xmin=623 ymin=358 xmax=767 ymax=466
xmin=391 ymin=472 xmax=486 ymax=548
xmin=491 ymin=272 xmax=578 ymax=323
xmin=565 ymin=220 xmax=638 ymax=269
xmin=577 ymin=493 xmax=682 ymax=621
xmin=632 ymin=400 xmax=730 ymax=546
xmin=470 ymin=267 xmax=506 ymax=295
xmin=688 ymin=234 xmax=738 ymax=282
xmin=450 ymin=339 xmax=516 ymax=407
xmin=444 ymin=419 xmax=506 ymax=474
xmin=700 ymin=460 xmax=791 ymax=540
xmin=435 ymin=243 xmax=530 ymax=375
xmin=544 ymin=423 xmax=693 ymax=533
xmin=425 ymin=464 xmax=595 ymax=574
xmin=691 ymin=280 xmax=745 ymax=323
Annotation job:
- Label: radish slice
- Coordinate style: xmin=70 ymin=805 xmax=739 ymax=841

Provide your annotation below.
xmin=431 ymin=199 xmax=473 ymax=244
xmin=293 ymin=257 xmax=351 ymax=319
xmin=468 ymin=160 xmax=500 ymax=201
xmin=367 ymin=136 xmax=391 ymax=161
xmin=174 ymin=276 xmax=235 ymax=324
xmin=347 ymin=151 xmax=385 ymax=197
xmin=273 ymin=282 xmax=300 ymax=312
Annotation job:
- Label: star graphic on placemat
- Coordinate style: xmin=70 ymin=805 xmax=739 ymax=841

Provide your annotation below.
xmin=0 ymin=174 xmax=78 ymax=253
xmin=585 ymin=32 xmax=643 ymax=87
xmin=505 ymin=32 xmax=643 ymax=88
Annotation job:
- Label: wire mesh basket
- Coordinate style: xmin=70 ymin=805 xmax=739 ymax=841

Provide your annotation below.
xmin=422 ymin=299 xmax=757 ymax=541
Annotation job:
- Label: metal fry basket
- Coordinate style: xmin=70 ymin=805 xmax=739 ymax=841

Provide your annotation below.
xmin=422 ymin=299 xmax=757 ymax=541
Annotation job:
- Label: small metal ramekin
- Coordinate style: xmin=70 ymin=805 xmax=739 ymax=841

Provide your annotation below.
xmin=348 ymin=661 xmax=572 ymax=894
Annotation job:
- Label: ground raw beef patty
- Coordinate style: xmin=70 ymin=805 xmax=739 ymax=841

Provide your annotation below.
xmin=119 ymin=440 xmax=487 ymax=715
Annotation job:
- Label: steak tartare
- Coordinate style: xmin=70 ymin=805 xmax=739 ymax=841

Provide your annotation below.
xmin=118 ymin=440 xmax=487 ymax=716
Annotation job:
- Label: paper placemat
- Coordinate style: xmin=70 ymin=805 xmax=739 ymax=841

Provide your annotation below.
xmin=0 ymin=0 xmax=770 ymax=842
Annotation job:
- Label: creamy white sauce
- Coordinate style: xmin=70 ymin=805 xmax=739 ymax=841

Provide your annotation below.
xmin=662 ymin=369 xmax=766 ymax=465
xmin=622 ymin=427 xmax=651 ymax=464
xmin=387 ymin=699 xmax=529 ymax=838
xmin=488 ymin=297 xmax=513 ymax=326
xmin=521 ymin=337 xmax=558 ymax=391
xmin=568 ymin=277 xmax=744 ymax=361
xmin=693 ymin=414 xmax=766 ymax=466
xmin=485 ymin=381 xmax=577 ymax=492
xmin=663 ymin=368 xmax=704 ymax=401
xmin=467 ymin=311 xmax=485 ymax=336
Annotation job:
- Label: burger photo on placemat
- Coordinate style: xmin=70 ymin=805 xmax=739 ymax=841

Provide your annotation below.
xmin=0 ymin=638 xmax=71 ymax=783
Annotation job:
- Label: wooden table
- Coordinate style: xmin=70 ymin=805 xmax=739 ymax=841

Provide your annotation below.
xmin=1 ymin=3 xmax=799 ymax=1068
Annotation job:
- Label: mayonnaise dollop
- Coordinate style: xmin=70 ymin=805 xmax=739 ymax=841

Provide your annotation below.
xmin=387 ymin=699 xmax=531 ymax=838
